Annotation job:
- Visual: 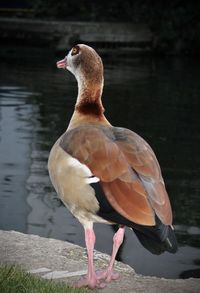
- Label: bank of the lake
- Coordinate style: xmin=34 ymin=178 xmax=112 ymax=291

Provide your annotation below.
xmin=0 ymin=230 xmax=199 ymax=293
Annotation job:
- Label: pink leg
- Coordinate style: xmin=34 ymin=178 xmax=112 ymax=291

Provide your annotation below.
xmin=97 ymin=226 xmax=125 ymax=282
xmin=75 ymin=228 xmax=104 ymax=289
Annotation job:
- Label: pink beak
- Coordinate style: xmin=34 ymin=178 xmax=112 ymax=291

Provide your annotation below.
xmin=56 ymin=57 xmax=67 ymax=69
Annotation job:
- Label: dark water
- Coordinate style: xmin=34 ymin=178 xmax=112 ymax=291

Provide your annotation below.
xmin=0 ymin=48 xmax=200 ymax=279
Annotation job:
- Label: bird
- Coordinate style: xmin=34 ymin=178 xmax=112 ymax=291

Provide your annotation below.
xmin=48 ymin=44 xmax=177 ymax=289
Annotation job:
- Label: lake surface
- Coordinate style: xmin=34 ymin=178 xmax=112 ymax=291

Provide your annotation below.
xmin=0 ymin=47 xmax=200 ymax=279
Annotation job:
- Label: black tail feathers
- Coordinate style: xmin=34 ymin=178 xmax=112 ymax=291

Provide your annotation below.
xmin=132 ymin=217 xmax=178 ymax=255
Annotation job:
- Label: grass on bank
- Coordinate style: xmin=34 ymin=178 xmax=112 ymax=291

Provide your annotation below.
xmin=0 ymin=264 xmax=90 ymax=293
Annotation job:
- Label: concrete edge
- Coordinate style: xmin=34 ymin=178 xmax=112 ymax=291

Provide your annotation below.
xmin=0 ymin=230 xmax=199 ymax=293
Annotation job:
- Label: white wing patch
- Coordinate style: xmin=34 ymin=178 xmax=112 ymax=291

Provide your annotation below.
xmin=67 ymin=156 xmax=100 ymax=184
xmin=85 ymin=176 xmax=100 ymax=184
xmin=67 ymin=156 xmax=92 ymax=176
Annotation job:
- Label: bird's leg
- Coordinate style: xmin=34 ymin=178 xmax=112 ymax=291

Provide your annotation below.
xmin=97 ymin=226 xmax=125 ymax=282
xmin=85 ymin=228 xmax=96 ymax=285
xmin=75 ymin=228 xmax=104 ymax=288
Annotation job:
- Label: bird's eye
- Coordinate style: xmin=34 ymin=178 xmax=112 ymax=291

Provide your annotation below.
xmin=71 ymin=46 xmax=80 ymax=56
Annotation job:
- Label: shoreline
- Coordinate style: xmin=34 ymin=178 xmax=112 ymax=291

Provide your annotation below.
xmin=0 ymin=230 xmax=199 ymax=292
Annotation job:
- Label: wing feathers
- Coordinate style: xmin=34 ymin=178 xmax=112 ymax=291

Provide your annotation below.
xmin=60 ymin=125 xmax=173 ymax=226
xmin=102 ymin=180 xmax=155 ymax=225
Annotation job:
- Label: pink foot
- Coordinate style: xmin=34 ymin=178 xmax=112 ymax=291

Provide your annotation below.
xmin=74 ymin=274 xmax=106 ymax=289
xmin=96 ymin=269 xmax=120 ymax=282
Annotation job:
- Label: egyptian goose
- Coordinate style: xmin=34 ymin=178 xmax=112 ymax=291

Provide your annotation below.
xmin=48 ymin=44 xmax=177 ymax=289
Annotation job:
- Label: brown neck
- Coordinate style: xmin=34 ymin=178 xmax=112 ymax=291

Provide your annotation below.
xmin=67 ymin=82 xmax=111 ymax=130
xmin=75 ymin=77 xmax=104 ymax=117
xmin=67 ymin=69 xmax=111 ymax=130
xmin=75 ymin=87 xmax=104 ymax=116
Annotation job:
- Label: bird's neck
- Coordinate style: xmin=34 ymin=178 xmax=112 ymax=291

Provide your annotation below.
xmin=67 ymin=77 xmax=111 ymax=130
xmin=76 ymin=77 xmax=104 ymax=114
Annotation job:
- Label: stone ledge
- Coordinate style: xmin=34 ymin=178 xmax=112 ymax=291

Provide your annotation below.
xmin=0 ymin=230 xmax=199 ymax=292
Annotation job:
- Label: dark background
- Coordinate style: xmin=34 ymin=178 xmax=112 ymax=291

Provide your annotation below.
xmin=0 ymin=0 xmax=200 ymax=280
xmin=0 ymin=0 xmax=200 ymax=55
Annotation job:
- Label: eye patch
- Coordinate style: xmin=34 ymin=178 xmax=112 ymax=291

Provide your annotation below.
xmin=71 ymin=45 xmax=80 ymax=56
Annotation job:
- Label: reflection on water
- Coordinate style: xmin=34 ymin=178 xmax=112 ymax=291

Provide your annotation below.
xmin=0 ymin=49 xmax=200 ymax=279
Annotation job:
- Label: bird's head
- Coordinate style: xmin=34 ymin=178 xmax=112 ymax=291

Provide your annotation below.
xmin=57 ymin=44 xmax=104 ymax=86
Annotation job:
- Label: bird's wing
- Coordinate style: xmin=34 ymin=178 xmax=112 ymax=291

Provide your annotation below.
xmin=60 ymin=125 xmax=172 ymax=226
xmin=113 ymin=127 xmax=172 ymax=225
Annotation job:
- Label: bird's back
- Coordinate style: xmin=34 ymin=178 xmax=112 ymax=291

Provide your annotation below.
xmin=49 ymin=124 xmax=177 ymax=254
xmin=53 ymin=124 xmax=171 ymax=226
